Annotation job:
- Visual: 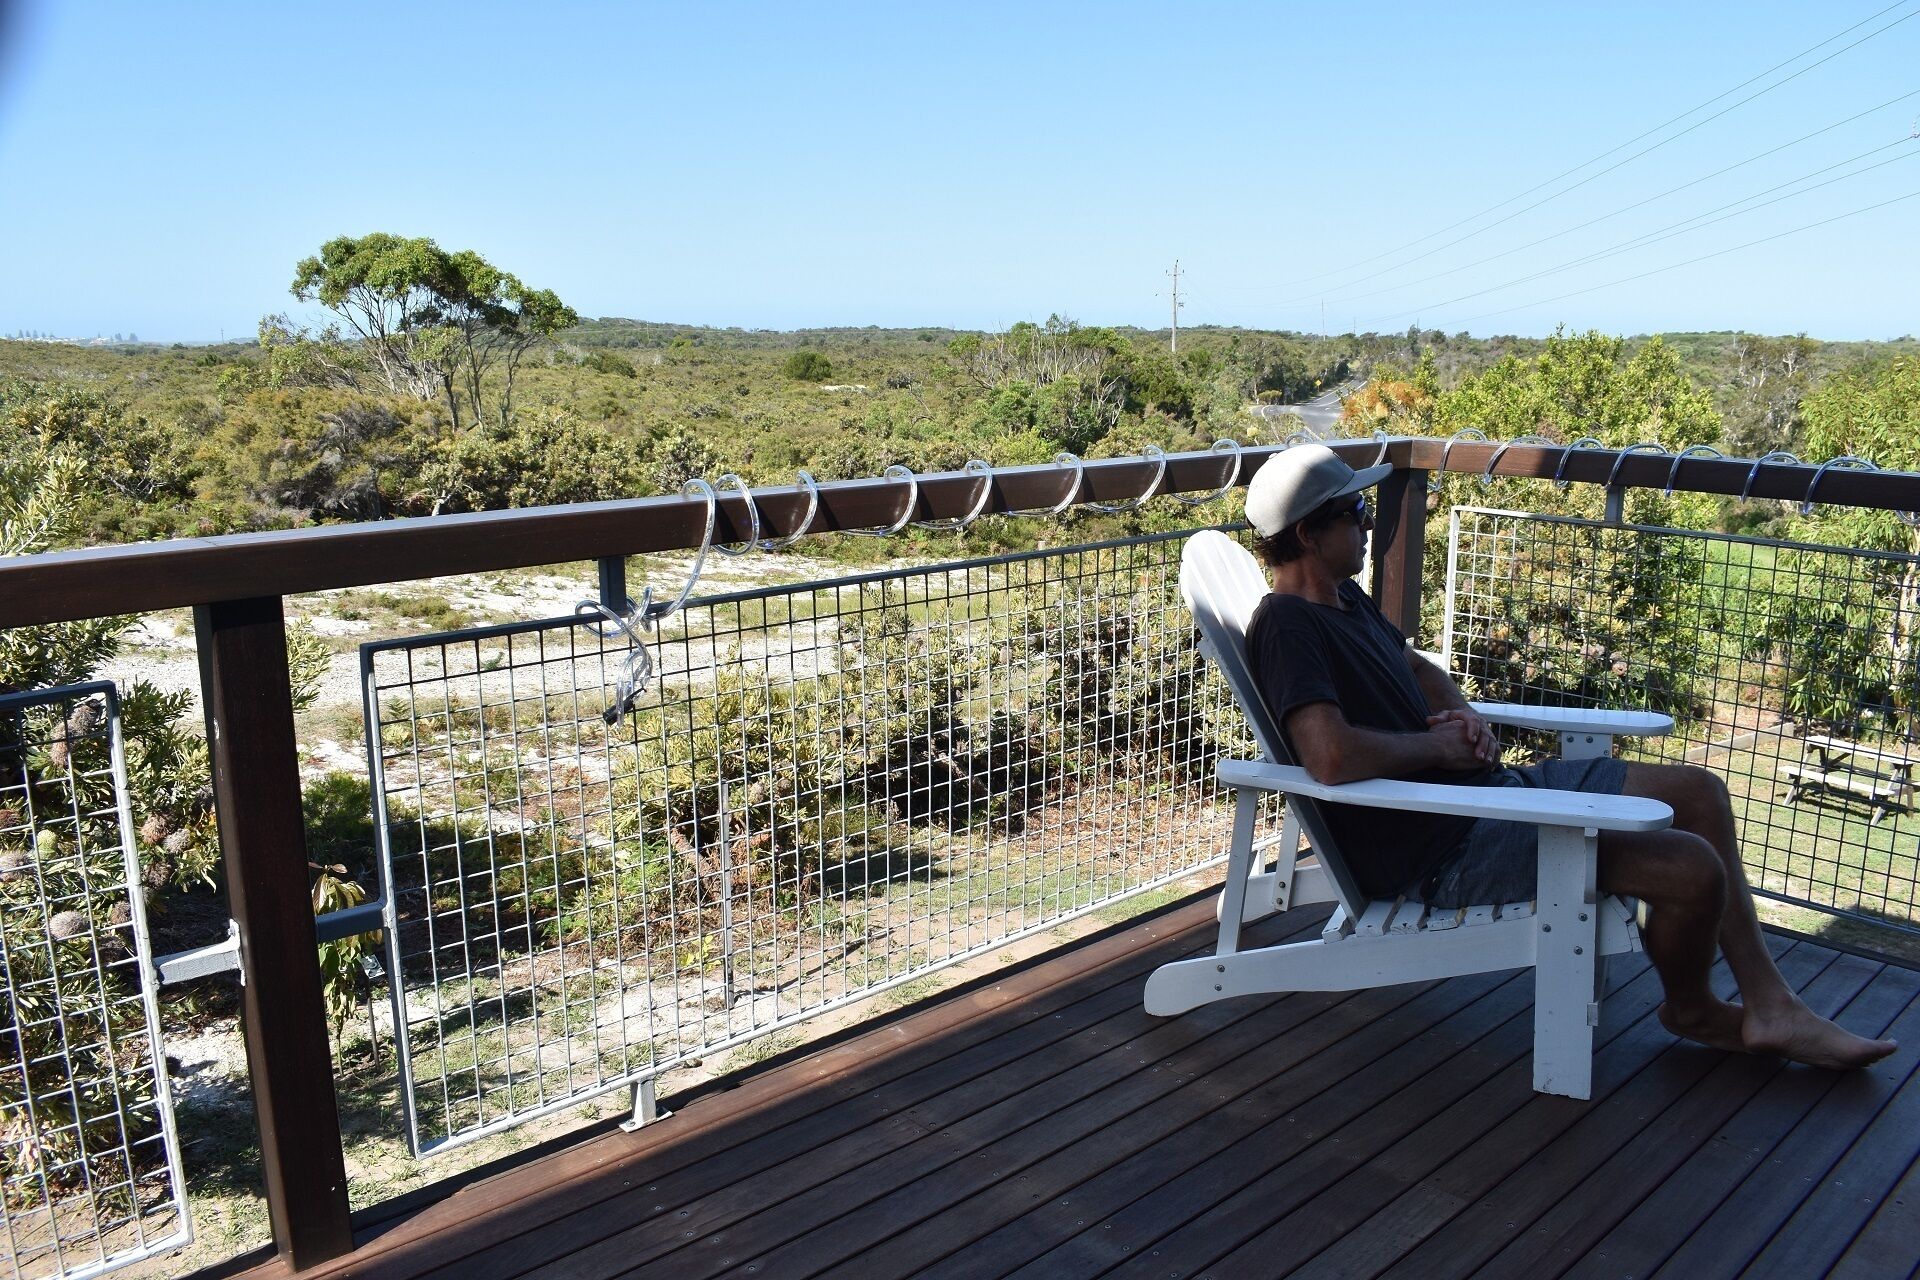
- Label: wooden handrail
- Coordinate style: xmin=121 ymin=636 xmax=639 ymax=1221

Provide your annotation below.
xmin=0 ymin=447 xmax=1320 ymax=628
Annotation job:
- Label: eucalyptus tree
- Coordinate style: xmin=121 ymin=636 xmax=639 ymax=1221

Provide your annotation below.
xmin=290 ymin=233 xmax=578 ymax=430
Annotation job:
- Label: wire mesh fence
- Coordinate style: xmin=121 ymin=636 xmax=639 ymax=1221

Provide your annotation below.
xmin=362 ymin=528 xmax=1259 ymax=1155
xmin=0 ymin=684 xmax=189 ymax=1280
xmin=1444 ymin=506 xmax=1920 ymax=937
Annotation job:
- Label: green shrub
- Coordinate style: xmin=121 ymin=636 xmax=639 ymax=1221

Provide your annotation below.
xmin=583 ymin=350 xmax=638 ymax=379
xmin=781 ymin=350 xmax=833 ymax=382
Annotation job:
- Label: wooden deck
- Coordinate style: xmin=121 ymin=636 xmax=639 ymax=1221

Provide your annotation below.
xmin=220 ymin=893 xmax=1920 ymax=1280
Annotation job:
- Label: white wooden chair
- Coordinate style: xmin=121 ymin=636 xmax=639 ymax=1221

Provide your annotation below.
xmin=1144 ymin=530 xmax=1676 ymax=1099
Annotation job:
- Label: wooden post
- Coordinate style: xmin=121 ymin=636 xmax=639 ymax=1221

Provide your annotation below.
xmin=195 ymin=597 xmax=354 ymax=1268
xmin=1371 ymin=466 xmax=1428 ymax=636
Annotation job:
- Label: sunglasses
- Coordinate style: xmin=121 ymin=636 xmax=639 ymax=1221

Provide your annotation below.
xmin=1325 ymin=493 xmax=1370 ymax=524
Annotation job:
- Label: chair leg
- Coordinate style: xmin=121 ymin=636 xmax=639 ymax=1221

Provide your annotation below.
xmin=1214 ymin=786 xmax=1262 ymax=957
xmin=1532 ymin=824 xmax=1602 ymax=1099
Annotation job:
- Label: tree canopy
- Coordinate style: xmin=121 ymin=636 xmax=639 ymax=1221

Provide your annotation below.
xmin=290 ymin=233 xmax=578 ymax=430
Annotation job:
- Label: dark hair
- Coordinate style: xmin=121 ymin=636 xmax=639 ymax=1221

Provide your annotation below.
xmin=1251 ymin=495 xmax=1361 ymax=568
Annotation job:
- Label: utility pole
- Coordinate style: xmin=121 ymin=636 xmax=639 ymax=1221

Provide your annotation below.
xmin=1167 ymin=260 xmax=1183 ymax=354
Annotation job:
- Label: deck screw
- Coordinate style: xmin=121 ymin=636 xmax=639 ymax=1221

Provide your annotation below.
xmin=1541 ymin=923 xmax=1551 ymax=932
xmin=1575 ymin=946 xmax=1584 ymax=955
xmin=1579 ymin=913 xmax=1588 ymax=922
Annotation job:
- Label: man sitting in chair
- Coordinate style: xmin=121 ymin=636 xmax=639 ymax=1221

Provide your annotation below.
xmin=1244 ymin=444 xmax=1894 ymax=1071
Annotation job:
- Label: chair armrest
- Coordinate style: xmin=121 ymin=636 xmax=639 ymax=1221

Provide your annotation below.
xmin=1468 ymin=703 xmax=1674 ymax=738
xmin=1215 ymin=759 xmax=1672 ymax=832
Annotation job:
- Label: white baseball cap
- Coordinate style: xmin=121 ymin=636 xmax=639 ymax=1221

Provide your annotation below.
xmin=1244 ymin=444 xmax=1393 ymax=538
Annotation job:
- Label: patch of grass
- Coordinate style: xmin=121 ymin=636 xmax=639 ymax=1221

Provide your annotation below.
xmin=881 ymin=977 xmax=942 ymax=1008
xmin=1094 ymin=884 xmax=1187 ymax=925
xmin=725 ymin=1030 xmax=803 ymax=1070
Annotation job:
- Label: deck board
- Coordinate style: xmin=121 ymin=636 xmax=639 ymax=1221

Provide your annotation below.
xmin=215 ymin=897 xmax=1920 ymax=1280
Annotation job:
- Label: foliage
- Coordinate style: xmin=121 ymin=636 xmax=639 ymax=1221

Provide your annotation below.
xmin=647 ymin=427 xmax=723 ymax=493
xmin=266 ymin=400 xmax=411 ymax=521
xmin=781 ymin=350 xmax=833 ymax=382
xmin=1750 ymin=574 xmax=1896 ymax=735
xmin=1452 ymin=526 xmax=1711 ymax=725
xmin=311 ymin=862 xmax=377 ymax=1040
xmin=290 ymin=233 xmax=579 ymax=430
xmin=0 ymin=377 xmax=204 ymax=540
xmin=0 ymin=693 xmax=163 ymax=1201
xmin=1430 ymin=329 xmax=1719 ymax=449
xmin=425 ymin=409 xmax=649 ymax=511
xmin=1722 ymin=333 xmax=1816 ymax=458
xmin=582 ymin=349 xmax=638 ymax=379
xmin=1021 ymin=583 xmax=1227 ymax=786
xmin=1796 ymin=356 xmax=1920 ymax=727
xmin=837 ymin=592 xmax=1050 ymax=834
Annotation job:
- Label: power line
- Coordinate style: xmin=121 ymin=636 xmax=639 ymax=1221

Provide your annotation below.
xmin=1259 ymin=0 xmax=1920 ymax=293
xmin=1446 ymin=185 xmax=1920 ymax=327
xmin=1299 ymin=7 xmax=1920 ymax=300
xmin=1364 ymin=134 xmax=1920 ymax=320
xmin=1298 ymin=88 xmax=1920 ymax=310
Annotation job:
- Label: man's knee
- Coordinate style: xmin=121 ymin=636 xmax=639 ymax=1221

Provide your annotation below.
xmin=1625 ymin=762 xmax=1732 ymax=826
xmin=1600 ymin=828 xmax=1726 ymax=907
xmin=1673 ymin=832 xmax=1727 ymax=904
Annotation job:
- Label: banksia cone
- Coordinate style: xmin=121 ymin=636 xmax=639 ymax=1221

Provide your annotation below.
xmin=139 ymin=814 xmax=171 ymax=846
xmin=66 ymin=701 xmax=102 ymax=740
xmin=48 ymin=910 xmax=89 ymax=941
xmin=108 ymin=901 xmax=133 ymax=929
xmin=162 ymin=829 xmax=192 ymax=856
xmin=0 ymin=851 xmax=29 ymax=881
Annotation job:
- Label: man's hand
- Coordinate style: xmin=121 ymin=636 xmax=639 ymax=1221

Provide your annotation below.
xmin=1426 ymin=708 xmax=1498 ymax=766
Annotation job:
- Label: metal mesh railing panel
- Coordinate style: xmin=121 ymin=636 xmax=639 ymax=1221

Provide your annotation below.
xmin=0 ymin=684 xmax=190 ymax=1280
xmin=364 ymin=530 xmax=1257 ymax=1154
xmin=1445 ymin=507 xmax=1920 ymax=936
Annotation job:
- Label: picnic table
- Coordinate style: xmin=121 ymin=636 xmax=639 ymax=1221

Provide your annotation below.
xmin=1778 ymin=732 xmax=1920 ymax=824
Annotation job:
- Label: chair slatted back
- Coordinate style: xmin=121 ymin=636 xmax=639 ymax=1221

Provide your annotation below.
xmin=1180 ymin=530 xmax=1372 ymax=918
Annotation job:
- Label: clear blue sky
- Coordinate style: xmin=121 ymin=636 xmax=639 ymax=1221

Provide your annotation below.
xmin=1 ymin=1 xmax=1915 ymax=342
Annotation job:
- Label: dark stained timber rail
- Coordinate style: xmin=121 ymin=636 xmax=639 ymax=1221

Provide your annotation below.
xmin=8 ymin=440 xmax=1917 ymax=632
xmin=0 ymin=447 xmax=1324 ymax=627
xmin=1405 ymin=438 xmax=1920 ymax=512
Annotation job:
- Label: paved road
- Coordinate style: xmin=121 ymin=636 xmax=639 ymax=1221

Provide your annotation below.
xmin=1247 ymin=380 xmax=1359 ymax=435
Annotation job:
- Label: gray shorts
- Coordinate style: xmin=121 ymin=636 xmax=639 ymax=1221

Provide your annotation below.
xmin=1417 ymin=757 xmax=1629 ymax=909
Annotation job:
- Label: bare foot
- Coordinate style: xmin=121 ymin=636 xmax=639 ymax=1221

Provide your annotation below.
xmin=1742 ymin=999 xmax=1898 ymax=1069
xmin=1658 ymin=999 xmax=1749 ymax=1055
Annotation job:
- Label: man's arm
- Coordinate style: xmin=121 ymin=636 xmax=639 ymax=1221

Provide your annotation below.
xmin=1407 ymin=645 xmax=1471 ymax=714
xmin=1406 ymin=646 xmax=1498 ymax=766
xmin=1285 ymin=700 xmax=1488 ymax=785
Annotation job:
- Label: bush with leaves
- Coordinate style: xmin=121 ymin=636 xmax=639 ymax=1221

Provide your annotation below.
xmin=0 ymin=377 xmax=204 ymax=541
xmin=425 ymin=409 xmax=648 ymax=511
xmin=781 ymin=350 xmax=833 ymax=382
xmin=0 ymin=691 xmax=167 ymax=1205
xmin=1450 ymin=525 xmax=1711 ymax=730
xmin=1017 ymin=576 xmax=1233 ymax=789
xmin=836 ymin=594 xmax=1052 ymax=835
xmin=1746 ymin=550 xmax=1918 ymax=739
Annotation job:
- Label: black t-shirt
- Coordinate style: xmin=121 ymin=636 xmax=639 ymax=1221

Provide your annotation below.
xmin=1248 ymin=579 xmax=1491 ymax=898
